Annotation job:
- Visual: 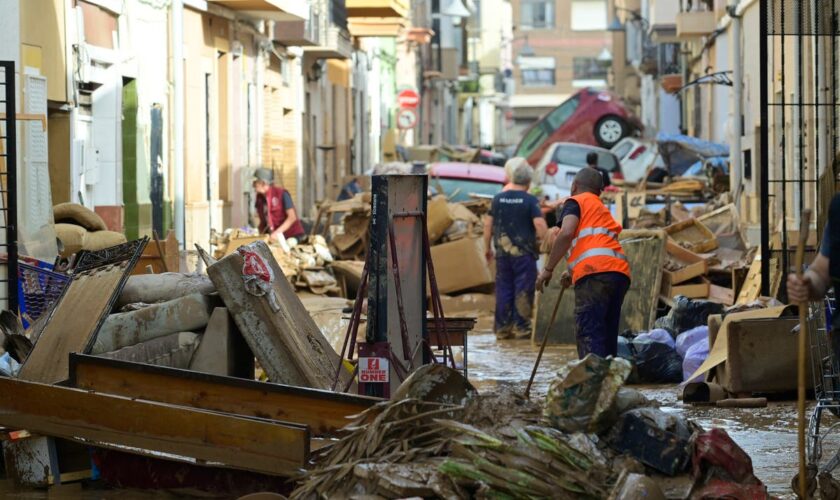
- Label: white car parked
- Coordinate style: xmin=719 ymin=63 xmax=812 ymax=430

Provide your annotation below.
xmin=532 ymin=142 xmax=622 ymax=201
xmin=610 ymin=137 xmax=659 ymax=183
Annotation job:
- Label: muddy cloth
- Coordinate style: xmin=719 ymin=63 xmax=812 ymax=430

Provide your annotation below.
xmin=489 ymin=189 xmax=541 ymax=257
xmin=494 ymin=254 xmax=537 ymax=337
xmin=574 ymin=271 xmax=630 ymax=358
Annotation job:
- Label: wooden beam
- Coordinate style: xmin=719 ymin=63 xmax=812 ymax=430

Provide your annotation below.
xmin=68 ymin=354 xmax=378 ymax=436
xmin=0 ymin=376 xmax=309 ymax=476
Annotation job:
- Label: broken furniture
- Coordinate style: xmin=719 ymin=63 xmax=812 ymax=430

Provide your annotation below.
xmin=18 ymin=239 xmax=148 ymax=384
xmin=207 ymin=241 xmax=350 ymax=390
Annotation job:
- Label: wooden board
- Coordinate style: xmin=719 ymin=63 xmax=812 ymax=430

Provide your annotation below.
xmin=68 ymin=354 xmax=377 ymax=436
xmin=19 ymin=240 xmax=148 ymax=384
xmin=736 ymin=255 xmax=780 ymax=304
xmin=534 ymin=229 xmax=667 ymax=344
xmin=207 ymin=241 xmax=350 ymax=390
xmin=662 ymin=277 xmax=710 ymax=299
xmin=0 ymin=376 xmax=309 ymax=476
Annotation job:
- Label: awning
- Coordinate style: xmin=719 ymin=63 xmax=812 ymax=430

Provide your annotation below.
xmin=206 ymin=0 xmax=308 ymax=21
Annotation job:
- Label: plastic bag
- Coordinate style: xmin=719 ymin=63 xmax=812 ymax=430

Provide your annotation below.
xmin=635 ymin=329 xmax=676 ymax=350
xmin=676 ymin=326 xmax=709 ymax=358
xmin=617 ymin=336 xmax=633 ymax=361
xmin=654 ymin=296 xmax=724 ymax=335
xmin=630 ymin=339 xmax=683 ymax=383
xmin=545 ymin=354 xmax=632 ymax=434
xmin=682 ymin=337 xmax=710 ymax=383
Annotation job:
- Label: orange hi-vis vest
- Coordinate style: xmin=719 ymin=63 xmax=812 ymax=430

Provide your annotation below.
xmin=565 ymin=192 xmax=631 ymax=284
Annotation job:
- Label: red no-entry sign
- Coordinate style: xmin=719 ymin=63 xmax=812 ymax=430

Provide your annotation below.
xmin=397 ymin=89 xmax=420 ymax=109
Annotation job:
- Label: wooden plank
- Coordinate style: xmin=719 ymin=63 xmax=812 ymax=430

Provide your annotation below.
xmin=534 ymin=229 xmax=666 ymax=344
xmin=69 ymin=354 xmax=376 ymax=436
xmin=708 ymin=284 xmax=735 ymax=306
xmin=662 ymin=277 xmax=710 ymax=299
xmin=208 ymin=241 xmax=350 ymax=390
xmin=19 ymin=240 xmax=148 ymax=384
xmin=0 ymin=376 xmax=309 ymax=476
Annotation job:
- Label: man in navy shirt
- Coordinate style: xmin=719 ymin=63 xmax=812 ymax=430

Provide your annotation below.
xmin=484 ymin=160 xmax=548 ymax=339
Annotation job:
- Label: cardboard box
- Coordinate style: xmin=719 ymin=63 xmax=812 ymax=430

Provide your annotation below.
xmin=712 ymin=317 xmax=812 ymax=395
xmin=430 ymin=237 xmax=494 ymax=294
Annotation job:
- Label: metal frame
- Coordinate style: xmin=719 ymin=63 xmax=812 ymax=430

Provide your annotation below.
xmin=760 ymin=0 xmax=838 ymax=296
xmin=806 ymin=298 xmax=840 ymax=476
xmin=0 ymin=61 xmax=19 ymax=312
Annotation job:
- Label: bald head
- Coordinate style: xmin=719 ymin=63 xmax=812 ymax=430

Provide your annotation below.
xmin=572 ymin=167 xmax=604 ymax=195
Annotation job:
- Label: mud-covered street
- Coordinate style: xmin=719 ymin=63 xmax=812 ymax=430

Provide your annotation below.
xmin=468 ymin=330 xmax=823 ymax=498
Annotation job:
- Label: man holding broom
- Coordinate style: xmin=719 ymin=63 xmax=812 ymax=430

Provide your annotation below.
xmin=536 ymin=167 xmax=631 ymax=359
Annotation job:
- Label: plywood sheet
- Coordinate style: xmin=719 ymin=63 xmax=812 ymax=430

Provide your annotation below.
xmin=19 ymin=240 xmax=147 ymax=384
xmin=534 ymin=230 xmax=666 ymax=344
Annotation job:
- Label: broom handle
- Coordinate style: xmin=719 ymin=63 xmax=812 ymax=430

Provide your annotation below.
xmin=525 ymin=283 xmax=567 ymax=398
xmin=796 ymin=209 xmax=812 ymax=499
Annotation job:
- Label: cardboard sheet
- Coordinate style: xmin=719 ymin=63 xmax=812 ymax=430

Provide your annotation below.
xmin=685 ymin=305 xmax=797 ymax=384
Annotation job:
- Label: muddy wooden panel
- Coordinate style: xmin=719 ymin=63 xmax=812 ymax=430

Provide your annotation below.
xmin=19 ymin=239 xmax=148 ymax=384
xmin=534 ymin=230 xmax=666 ymax=344
xmin=207 ymin=241 xmax=349 ymax=389
xmin=69 ymin=354 xmax=377 ymax=435
xmin=0 ymin=376 xmax=308 ymax=476
xmin=189 ymin=307 xmax=255 ymax=379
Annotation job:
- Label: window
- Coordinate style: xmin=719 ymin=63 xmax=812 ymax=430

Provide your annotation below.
xmin=545 ymin=95 xmax=580 ymax=129
xmin=572 ymin=57 xmax=608 ymax=82
xmin=552 ymin=145 xmax=619 ymax=172
xmin=571 ymin=0 xmax=607 ymax=31
xmin=519 ymin=56 xmax=556 ymax=87
xmin=520 ymin=0 xmax=554 ymax=30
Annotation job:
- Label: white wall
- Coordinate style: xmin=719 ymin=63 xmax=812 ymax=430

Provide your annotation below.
xmin=711 ymin=31 xmax=730 ymax=144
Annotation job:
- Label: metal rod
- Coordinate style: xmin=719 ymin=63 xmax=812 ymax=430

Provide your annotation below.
xmin=525 ymin=284 xmax=568 ymax=399
xmin=795 ymin=209 xmax=812 ymax=499
xmin=760 ymin=0 xmax=770 ymax=296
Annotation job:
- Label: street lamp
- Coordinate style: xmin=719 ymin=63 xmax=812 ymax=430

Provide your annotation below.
xmin=441 ymin=0 xmax=471 ymax=19
xmin=518 ymin=36 xmax=535 ymax=58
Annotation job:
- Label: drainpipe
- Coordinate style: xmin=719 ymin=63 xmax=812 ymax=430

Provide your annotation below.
xmin=728 ymin=0 xmax=743 ymax=207
xmin=172 ymin=0 xmax=185 ymax=249
xmin=792 ymin=0 xmax=801 ymax=219
xmin=815 ymin=0 xmax=827 ymax=183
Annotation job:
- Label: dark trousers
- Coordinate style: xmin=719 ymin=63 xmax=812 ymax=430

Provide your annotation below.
xmin=574 ymin=272 xmax=630 ymax=358
xmin=494 ymin=254 xmax=538 ymax=336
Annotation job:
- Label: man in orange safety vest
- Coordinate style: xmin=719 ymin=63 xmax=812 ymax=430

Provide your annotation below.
xmin=536 ymin=167 xmax=631 ymax=359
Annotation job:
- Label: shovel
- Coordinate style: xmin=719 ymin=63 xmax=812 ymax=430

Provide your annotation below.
xmin=525 ymin=281 xmax=569 ymax=398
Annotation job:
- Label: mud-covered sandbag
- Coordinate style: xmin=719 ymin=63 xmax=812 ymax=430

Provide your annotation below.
xmin=53 ymin=202 xmax=107 ymax=231
xmin=55 ymin=223 xmax=87 ymax=256
xmin=83 ymin=230 xmax=128 ymax=251
xmin=635 ymin=328 xmax=675 ymax=350
xmin=683 ymin=337 xmax=710 ymax=383
xmin=118 ymin=272 xmax=215 ymax=308
xmin=545 ymin=354 xmax=632 ymax=433
xmin=654 ymin=296 xmax=724 ymax=335
xmin=676 ymin=325 xmax=708 ymax=358
xmin=630 ymin=339 xmax=683 ymax=384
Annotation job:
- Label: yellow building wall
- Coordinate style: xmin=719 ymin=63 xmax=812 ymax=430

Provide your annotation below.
xmin=20 ymin=0 xmax=67 ymax=103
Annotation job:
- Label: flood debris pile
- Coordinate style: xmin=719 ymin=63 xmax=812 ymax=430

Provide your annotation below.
xmin=291 ymin=355 xmax=771 ymax=500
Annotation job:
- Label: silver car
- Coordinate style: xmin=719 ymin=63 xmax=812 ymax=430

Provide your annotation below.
xmin=533 ymin=142 xmax=622 ymax=201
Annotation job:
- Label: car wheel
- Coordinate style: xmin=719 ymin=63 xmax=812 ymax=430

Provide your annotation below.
xmin=595 ymin=116 xmax=628 ymax=148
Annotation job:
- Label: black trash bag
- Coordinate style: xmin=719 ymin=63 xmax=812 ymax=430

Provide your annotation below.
xmin=629 ymin=338 xmax=683 ymax=384
xmin=654 ymin=295 xmax=725 ymax=336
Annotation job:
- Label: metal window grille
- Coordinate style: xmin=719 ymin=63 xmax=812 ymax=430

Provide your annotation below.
xmin=760 ymin=0 xmax=839 ymax=297
xmin=0 ymin=61 xmax=19 ymax=313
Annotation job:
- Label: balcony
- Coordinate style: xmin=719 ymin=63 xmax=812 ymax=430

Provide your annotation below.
xmin=676 ymin=10 xmax=716 ymax=39
xmin=346 ymin=0 xmax=409 ymax=19
xmin=275 ymin=6 xmax=319 ymax=46
xmin=207 ymin=0 xmax=309 ymax=21
xmin=348 ymin=17 xmax=406 ymax=37
xmin=304 ymin=25 xmax=353 ymax=59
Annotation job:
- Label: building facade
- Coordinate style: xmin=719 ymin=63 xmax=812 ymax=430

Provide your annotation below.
xmin=509 ymin=0 xmax=614 ymax=138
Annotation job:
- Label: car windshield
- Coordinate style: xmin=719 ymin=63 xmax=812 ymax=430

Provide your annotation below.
xmin=514 ymin=95 xmax=581 ymax=159
xmin=432 ymin=178 xmax=503 ymax=202
xmin=553 ymin=145 xmax=620 ymax=172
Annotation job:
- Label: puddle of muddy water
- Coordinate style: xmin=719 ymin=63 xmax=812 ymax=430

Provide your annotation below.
xmin=466 ymin=330 xmax=839 ymax=499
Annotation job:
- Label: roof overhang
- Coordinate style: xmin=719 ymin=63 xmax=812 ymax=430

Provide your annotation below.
xmin=346 ymin=0 xmax=409 ymax=19
xmin=206 ymin=0 xmax=308 ymax=21
xmin=349 ymin=17 xmax=406 ymax=37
